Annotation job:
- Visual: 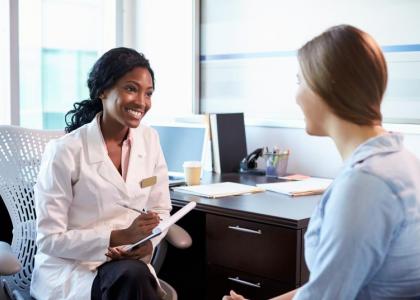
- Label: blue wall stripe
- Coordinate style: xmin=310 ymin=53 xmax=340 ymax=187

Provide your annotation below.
xmin=381 ymin=44 xmax=420 ymax=52
xmin=200 ymin=50 xmax=296 ymax=61
xmin=200 ymin=44 xmax=420 ymax=62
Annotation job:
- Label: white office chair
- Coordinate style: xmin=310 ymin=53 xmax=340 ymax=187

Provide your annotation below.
xmin=0 ymin=125 xmax=190 ymax=300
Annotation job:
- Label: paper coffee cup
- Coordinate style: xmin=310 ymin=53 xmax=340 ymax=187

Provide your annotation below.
xmin=183 ymin=161 xmax=201 ymax=186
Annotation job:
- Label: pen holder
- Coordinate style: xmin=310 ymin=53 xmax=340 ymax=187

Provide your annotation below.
xmin=264 ymin=152 xmax=289 ymax=177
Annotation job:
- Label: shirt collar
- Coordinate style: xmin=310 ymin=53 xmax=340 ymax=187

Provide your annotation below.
xmin=345 ymin=132 xmax=404 ymax=168
xmin=95 ymin=112 xmax=134 ymax=148
xmin=123 ymin=127 xmax=134 ymax=147
xmin=89 ymin=112 xmax=146 ymax=158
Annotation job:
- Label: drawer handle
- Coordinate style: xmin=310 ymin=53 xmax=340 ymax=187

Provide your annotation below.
xmin=228 ymin=225 xmax=262 ymax=235
xmin=228 ymin=276 xmax=261 ymax=288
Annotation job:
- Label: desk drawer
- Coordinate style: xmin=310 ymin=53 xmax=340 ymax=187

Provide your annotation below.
xmin=206 ymin=264 xmax=293 ymax=300
xmin=206 ymin=214 xmax=299 ymax=282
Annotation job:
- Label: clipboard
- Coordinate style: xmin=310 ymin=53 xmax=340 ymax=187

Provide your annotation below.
xmin=121 ymin=201 xmax=196 ymax=251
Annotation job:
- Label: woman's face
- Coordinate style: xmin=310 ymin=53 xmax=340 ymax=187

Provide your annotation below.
xmin=295 ymin=70 xmax=331 ymax=136
xmin=101 ymin=67 xmax=153 ymax=129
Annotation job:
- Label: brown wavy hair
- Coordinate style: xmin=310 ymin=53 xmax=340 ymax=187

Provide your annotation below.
xmin=298 ymin=25 xmax=387 ymax=125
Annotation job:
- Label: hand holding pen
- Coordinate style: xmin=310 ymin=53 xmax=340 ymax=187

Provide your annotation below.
xmin=116 ymin=202 xmax=161 ymax=243
xmin=107 ymin=203 xmax=159 ymax=260
xmin=117 ymin=202 xmax=162 ymax=220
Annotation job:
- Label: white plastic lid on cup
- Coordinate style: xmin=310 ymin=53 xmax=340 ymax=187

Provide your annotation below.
xmin=183 ymin=161 xmax=201 ymax=168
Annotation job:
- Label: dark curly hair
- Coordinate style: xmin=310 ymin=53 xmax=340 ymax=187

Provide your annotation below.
xmin=64 ymin=47 xmax=155 ymax=133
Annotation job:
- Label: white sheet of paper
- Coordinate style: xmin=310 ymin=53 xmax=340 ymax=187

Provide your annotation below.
xmin=173 ymin=182 xmax=264 ymax=198
xmin=257 ymin=177 xmax=333 ymax=196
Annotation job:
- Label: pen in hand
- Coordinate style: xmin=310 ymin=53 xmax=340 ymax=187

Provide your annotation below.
xmin=116 ymin=202 xmax=162 ymax=220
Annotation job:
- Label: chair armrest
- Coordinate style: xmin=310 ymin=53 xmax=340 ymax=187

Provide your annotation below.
xmin=165 ymin=224 xmax=192 ymax=249
xmin=0 ymin=242 xmax=21 ymax=276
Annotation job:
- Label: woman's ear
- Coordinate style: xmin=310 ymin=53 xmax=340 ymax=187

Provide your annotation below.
xmin=99 ymin=88 xmax=111 ymax=101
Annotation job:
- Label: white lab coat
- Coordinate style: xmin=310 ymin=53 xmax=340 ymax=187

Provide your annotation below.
xmin=30 ymin=115 xmax=172 ymax=300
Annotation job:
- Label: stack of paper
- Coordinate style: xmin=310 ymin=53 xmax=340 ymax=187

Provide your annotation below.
xmin=257 ymin=177 xmax=333 ymax=196
xmin=173 ymin=182 xmax=264 ymax=198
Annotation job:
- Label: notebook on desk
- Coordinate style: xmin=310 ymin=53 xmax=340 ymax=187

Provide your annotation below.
xmin=152 ymin=123 xmax=208 ymax=187
xmin=257 ymin=177 xmax=333 ymax=196
xmin=173 ymin=182 xmax=264 ymax=198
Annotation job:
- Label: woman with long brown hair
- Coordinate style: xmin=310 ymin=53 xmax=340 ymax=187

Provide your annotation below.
xmin=225 ymin=25 xmax=420 ymax=300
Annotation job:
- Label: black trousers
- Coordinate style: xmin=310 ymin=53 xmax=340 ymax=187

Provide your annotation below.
xmin=91 ymin=260 xmax=160 ymax=300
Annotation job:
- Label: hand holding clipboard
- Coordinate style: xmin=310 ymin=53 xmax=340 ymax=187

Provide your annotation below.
xmin=121 ymin=201 xmax=196 ymax=252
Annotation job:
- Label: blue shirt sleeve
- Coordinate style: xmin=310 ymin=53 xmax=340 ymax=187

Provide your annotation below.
xmin=295 ymin=170 xmax=405 ymax=299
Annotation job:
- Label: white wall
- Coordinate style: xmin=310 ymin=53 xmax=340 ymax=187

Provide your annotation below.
xmin=246 ymin=126 xmax=420 ymax=179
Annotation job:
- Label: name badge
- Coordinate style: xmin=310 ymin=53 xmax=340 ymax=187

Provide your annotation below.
xmin=140 ymin=176 xmax=157 ymax=188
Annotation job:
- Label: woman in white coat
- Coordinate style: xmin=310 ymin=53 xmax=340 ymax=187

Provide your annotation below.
xmin=30 ymin=48 xmax=171 ymax=300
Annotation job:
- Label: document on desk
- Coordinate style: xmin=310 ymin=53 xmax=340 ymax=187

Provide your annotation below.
xmin=121 ymin=201 xmax=196 ymax=251
xmin=257 ymin=177 xmax=333 ymax=196
xmin=173 ymin=182 xmax=264 ymax=198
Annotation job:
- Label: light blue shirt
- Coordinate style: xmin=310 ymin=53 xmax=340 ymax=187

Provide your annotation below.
xmin=295 ymin=133 xmax=420 ymax=300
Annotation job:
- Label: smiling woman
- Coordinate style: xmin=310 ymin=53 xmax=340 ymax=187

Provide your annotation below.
xmin=100 ymin=67 xmax=154 ymax=130
xmin=31 ymin=48 xmax=172 ymax=300
xmin=64 ymin=47 xmax=155 ymax=133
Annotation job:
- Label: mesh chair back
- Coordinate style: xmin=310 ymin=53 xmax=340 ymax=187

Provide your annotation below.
xmin=0 ymin=126 xmax=63 ymax=299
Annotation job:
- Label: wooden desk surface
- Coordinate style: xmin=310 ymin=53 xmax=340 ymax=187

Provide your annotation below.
xmin=170 ymin=172 xmax=320 ymax=229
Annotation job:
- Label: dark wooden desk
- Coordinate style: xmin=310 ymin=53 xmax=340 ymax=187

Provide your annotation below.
xmin=159 ymin=173 xmax=320 ymax=300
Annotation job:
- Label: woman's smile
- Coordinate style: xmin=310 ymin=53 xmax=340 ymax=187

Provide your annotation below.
xmin=125 ymin=107 xmax=143 ymax=119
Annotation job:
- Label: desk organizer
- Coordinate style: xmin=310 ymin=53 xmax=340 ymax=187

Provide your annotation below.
xmin=264 ymin=151 xmax=289 ymax=177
